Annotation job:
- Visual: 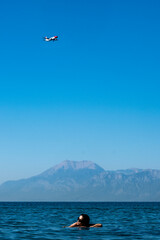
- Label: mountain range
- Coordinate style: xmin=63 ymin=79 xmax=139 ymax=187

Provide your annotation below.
xmin=0 ymin=160 xmax=160 ymax=201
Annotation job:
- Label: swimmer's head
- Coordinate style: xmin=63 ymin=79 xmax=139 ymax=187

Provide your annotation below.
xmin=77 ymin=214 xmax=90 ymax=226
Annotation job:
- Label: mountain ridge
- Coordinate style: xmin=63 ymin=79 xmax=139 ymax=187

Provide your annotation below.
xmin=0 ymin=160 xmax=160 ymax=201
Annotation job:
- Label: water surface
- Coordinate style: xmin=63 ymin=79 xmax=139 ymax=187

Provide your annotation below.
xmin=0 ymin=202 xmax=160 ymax=239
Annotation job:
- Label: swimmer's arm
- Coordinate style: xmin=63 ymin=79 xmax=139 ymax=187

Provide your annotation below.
xmin=68 ymin=222 xmax=81 ymax=227
xmin=90 ymin=223 xmax=102 ymax=227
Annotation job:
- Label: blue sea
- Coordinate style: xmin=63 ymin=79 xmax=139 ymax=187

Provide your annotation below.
xmin=0 ymin=202 xmax=160 ymax=239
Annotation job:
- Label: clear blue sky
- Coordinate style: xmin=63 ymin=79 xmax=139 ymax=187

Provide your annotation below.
xmin=0 ymin=0 xmax=160 ymax=184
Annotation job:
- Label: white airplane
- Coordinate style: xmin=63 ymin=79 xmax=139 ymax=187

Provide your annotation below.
xmin=44 ymin=36 xmax=58 ymax=42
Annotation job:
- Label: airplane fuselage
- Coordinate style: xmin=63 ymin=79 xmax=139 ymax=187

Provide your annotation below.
xmin=44 ymin=36 xmax=58 ymax=41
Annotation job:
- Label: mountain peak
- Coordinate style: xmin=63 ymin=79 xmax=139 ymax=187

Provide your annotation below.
xmin=41 ymin=160 xmax=105 ymax=176
xmin=54 ymin=160 xmax=104 ymax=170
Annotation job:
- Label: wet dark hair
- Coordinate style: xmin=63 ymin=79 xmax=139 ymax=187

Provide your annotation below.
xmin=78 ymin=214 xmax=90 ymax=226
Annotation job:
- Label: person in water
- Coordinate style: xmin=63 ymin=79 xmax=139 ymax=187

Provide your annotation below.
xmin=68 ymin=214 xmax=102 ymax=228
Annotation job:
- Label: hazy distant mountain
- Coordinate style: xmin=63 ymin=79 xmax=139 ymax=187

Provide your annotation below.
xmin=0 ymin=160 xmax=160 ymax=201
